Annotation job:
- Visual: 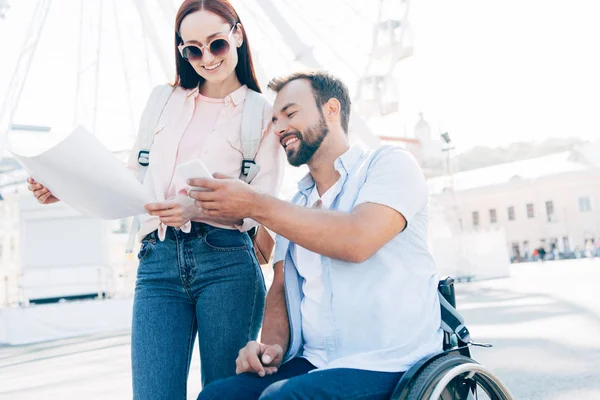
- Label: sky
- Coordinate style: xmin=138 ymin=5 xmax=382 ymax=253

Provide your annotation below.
xmin=0 ymin=0 xmax=599 ymax=155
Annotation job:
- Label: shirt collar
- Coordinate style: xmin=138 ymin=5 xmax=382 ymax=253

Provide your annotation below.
xmin=186 ymin=84 xmax=248 ymax=107
xmin=297 ymin=172 xmax=316 ymax=195
xmin=296 ymin=145 xmax=365 ymax=195
xmin=334 ymin=145 xmax=365 ymax=174
xmin=226 ymin=84 xmax=248 ymax=106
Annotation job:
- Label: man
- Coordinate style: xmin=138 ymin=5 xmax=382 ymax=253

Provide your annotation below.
xmin=190 ymin=71 xmax=443 ymax=399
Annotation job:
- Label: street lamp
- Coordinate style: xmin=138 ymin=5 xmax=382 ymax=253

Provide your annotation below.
xmin=440 ymin=131 xmax=461 ymax=233
xmin=441 ymin=132 xmax=451 ymax=145
xmin=440 ymin=132 xmax=455 ymax=175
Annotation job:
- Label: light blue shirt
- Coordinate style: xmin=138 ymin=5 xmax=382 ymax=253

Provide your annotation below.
xmin=274 ymin=145 xmax=443 ymax=372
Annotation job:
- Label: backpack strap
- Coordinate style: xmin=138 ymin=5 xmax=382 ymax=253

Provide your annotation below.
xmin=136 ymin=84 xmax=175 ymax=183
xmin=239 ymin=89 xmax=267 ymax=184
xmin=125 ymin=84 xmax=174 ymax=253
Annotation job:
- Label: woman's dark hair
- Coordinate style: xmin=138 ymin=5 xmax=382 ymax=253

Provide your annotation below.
xmin=173 ymin=0 xmax=261 ymax=93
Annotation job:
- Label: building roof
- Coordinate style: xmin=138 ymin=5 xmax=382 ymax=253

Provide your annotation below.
xmin=428 ymin=151 xmax=589 ymax=194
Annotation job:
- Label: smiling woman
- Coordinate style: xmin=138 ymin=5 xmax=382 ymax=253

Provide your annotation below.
xmin=122 ymin=2 xmax=284 ymax=399
xmin=174 ymin=0 xmax=261 ymax=96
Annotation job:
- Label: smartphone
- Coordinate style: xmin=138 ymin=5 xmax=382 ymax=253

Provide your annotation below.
xmin=176 ymin=159 xmax=213 ymax=192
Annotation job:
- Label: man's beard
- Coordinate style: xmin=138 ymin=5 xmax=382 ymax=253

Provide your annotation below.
xmin=286 ymin=114 xmax=329 ymax=167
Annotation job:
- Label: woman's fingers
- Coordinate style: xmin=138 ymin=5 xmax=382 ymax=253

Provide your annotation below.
xmin=27 ymin=181 xmax=42 ymax=191
xmin=149 ymin=208 xmax=182 ymax=218
xmin=38 ymin=192 xmax=52 ymax=204
xmin=32 ymin=188 xmax=48 ymax=198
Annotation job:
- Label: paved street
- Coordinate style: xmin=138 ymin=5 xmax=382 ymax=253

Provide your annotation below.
xmin=461 ymin=259 xmax=600 ymax=400
xmin=1 ymin=259 xmax=599 ymax=399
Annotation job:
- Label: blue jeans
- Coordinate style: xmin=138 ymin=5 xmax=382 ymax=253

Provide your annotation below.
xmin=198 ymin=357 xmax=404 ymax=400
xmin=131 ymin=223 xmax=266 ymax=400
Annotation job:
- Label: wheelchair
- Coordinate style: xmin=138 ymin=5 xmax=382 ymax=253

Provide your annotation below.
xmin=390 ymin=277 xmax=514 ymax=400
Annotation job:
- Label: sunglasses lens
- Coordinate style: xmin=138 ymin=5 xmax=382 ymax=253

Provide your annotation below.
xmin=210 ymin=39 xmax=230 ymax=57
xmin=182 ymin=46 xmax=202 ymax=61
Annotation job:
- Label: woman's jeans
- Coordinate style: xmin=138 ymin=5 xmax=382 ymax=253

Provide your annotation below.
xmin=131 ymin=222 xmax=266 ymax=400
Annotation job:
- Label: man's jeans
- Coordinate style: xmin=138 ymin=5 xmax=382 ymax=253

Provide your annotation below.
xmin=198 ymin=358 xmax=404 ymax=400
xmin=131 ymin=223 xmax=266 ymax=400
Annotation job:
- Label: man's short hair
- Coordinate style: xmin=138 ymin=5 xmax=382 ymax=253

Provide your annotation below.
xmin=268 ymin=70 xmax=351 ymax=134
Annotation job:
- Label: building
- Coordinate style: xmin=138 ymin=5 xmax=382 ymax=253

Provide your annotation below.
xmin=430 ymin=142 xmax=600 ymax=261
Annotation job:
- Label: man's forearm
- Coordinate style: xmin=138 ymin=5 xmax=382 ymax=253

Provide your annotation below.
xmin=260 ymin=262 xmax=289 ymax=351
xmin=252 ymin=194 xmax=364 ymax=262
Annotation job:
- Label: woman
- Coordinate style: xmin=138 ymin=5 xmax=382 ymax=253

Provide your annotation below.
xmin=27 ymin=0 xmax=283 ymax=397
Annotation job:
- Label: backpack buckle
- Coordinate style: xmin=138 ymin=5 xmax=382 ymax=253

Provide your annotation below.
xmin=241 ymin=159 xmax=256 ymax=176
xmin=138 ymin=150 xmax=150 ymax=167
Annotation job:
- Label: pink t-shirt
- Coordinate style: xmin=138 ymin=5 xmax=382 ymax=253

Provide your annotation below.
xmin=128 ymin=84 xmax=285 ymax=241
xmin=165 ymin=94 xmax=225 ymax=200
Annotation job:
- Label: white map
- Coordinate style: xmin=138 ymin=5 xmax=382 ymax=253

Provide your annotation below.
xmin=9 ymin=126 xmax=154 ymax=219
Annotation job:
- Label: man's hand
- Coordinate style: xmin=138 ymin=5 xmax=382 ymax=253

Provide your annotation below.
xmin=188 ymin=173 xmax=261 ymax=220
xmin=235 ymin=341 xmax=284 ymax=377
xmin=144 ymin=195 xmax=200 ymax=228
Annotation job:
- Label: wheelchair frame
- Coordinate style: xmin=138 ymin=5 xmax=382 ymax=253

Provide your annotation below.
xmin=390 ymin=277 xmax=514 ymax=400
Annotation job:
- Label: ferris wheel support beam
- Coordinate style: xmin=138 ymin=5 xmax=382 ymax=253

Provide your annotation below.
xmin=132 ymin=0 xmax=174 ymax=82
xmin=0 ymin=0 xmax=53 ymax=166
xmin=74 ymin=0 xmax=103 ymax=134
xmin=255 ymin=0 xmax=380 ymax=149
xmin=388 ymin=0 xmax=411 ymax=74
xmin=156 ymin=0 xmax=176 ymax=27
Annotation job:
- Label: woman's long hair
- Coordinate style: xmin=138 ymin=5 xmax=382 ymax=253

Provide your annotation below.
xmin=173 ymin=0 xmax=261 ymax=93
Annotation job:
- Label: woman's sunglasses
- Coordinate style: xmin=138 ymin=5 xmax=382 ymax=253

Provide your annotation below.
xmin=178 ymin=25 xmax=236 ymax=62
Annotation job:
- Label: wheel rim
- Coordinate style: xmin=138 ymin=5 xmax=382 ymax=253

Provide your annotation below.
xmin=427 ymin=363 xmax=514 ymax=400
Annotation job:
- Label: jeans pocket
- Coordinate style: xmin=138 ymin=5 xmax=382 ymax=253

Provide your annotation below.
xmin=137 ymin=239 xmax=155 ymax=262
xmin=203 ymin=228 xmax=247 ymax=252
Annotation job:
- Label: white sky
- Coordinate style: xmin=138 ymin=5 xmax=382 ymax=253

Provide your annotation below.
xmin=1 ymin=0 xmax=599 ymax=154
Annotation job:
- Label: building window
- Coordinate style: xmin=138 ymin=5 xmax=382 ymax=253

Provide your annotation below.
xmin=545 ymin=201 xmax=554 ymax=222
xmin=489 ymin=209 xmax=497 ymax=224
xmin=472 ymin=211 xmax=480 ymax=227
xmin=579 ymin=196 xmax=591 ymax=212
xmin=526 ymin=203 xmax=535 ymax=218
xmin=507 ymin=206 xmax=515 ymax=221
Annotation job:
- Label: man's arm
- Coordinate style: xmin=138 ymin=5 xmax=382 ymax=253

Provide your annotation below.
xmin=234 ymin=260 xmax=288 ymax=376
xmin=260 ymin=260 xmax=289 ymax=354
xmin=190 ymin=148 xmax=426 ymax=263
xmin=253 ymin=198 xmax=405 ymax=263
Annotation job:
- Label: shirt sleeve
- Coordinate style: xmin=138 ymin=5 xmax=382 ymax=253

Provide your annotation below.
xmin=273 ymin=234 xmax=290 ymax=264
xmin=354 ymin=146 xmax=428 ymax=226
xmin=235 ymin=102 xmax=286 ymax=232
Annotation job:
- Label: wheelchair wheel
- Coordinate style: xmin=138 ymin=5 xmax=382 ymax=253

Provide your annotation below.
xmin=405 ymin=353 xmax=513 ymax=400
